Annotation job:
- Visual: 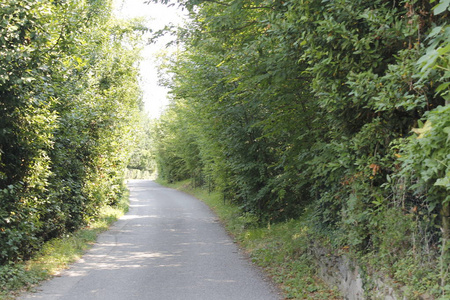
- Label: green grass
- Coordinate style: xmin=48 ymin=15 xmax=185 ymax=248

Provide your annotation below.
xmin=0 ymin=190 xmax=129 ymax=300
xmin=156 ymin=179 xmax=342 ymax=299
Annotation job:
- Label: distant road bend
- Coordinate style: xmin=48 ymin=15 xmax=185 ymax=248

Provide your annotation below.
xmin=20 ymin=180 xmax=281 ymax=300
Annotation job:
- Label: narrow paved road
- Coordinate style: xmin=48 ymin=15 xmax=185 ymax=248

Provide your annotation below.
xmin=20 ymin=180 xmax=281 ymax=300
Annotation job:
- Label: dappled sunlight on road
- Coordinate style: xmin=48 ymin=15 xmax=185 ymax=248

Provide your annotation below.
xmin=64 ymin=249 xmax=180 ymax=274
xmin=19 ymin=180 xmax=280 ymax=300
xmin=120 ymin=214 xmax=160 ymax=220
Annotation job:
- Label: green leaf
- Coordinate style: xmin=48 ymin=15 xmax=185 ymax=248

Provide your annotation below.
xmin=427 ymin=26 xmax=442 ymax=40
xmin=437 ymin=43 xmax=450 ymax=55
xmin=436 ymin=82 xmax=450 ymax=93
xmin=444 ymin=126 xmax=450 ymax=143
xmin=418 ymin=49 xmax=439 ymax=72
xmin=435 ymin=176 xmax=450 ymax=188
xmin=433 ymin=0 xmax=450 ymax=15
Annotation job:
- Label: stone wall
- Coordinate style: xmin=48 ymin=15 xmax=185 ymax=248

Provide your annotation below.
xmin=312 ymin=245 xmax=406 ymax=300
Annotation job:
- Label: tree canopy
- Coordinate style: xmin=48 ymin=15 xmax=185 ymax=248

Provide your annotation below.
xmin=0 ymin=0 xmax=144 ymax=263
xmin=153 ymin=0 xmax=449 ymax=296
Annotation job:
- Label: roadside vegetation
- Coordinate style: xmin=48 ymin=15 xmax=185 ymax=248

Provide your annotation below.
xmin=0 ymin=193 xmax=128 ymax=299
xmin=0 ymin=0 xmax=143 ymax=296
xmin=126 ymin=117 xmax=158 ymax=179
xmin=1 ymin=0 xmax=449 ymax=299
xmin=152 ymin=0 xmax=450 ymax=298
xmin=157 ymin=179 xmax=342 ymax=299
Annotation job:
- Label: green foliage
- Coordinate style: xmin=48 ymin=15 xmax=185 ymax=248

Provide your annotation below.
xmin=160 ymin=180 xmax=341 ymax=299
xmin=153 ymin=104 xmax=203 ymax=183
xmin=359 ymin=206 xmax=443 ymax=298
xmin=0 ymin=190 xmax=128 ymax=298
xmin=0 ymin=0 xmax=143 ymax=265
xmin=153 ymin=0 xmax=450 ymax=296
xmin=127 ymin=115 xmax=156 ymax=175
xmin=418 ymin=0 xmax=450 ymax=102
xmin=398 ymin=105 xmax=450 ymax=212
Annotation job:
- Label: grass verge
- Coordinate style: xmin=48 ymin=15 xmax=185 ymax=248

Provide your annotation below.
xmin=0 ymin=189 xmax=129 ymax=300
xmin=155 ymin=179 xmax=342 ymax=299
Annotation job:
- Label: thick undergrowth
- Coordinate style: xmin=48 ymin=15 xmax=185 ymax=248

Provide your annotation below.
xmin=151 ymin=0 xmax=450 ymax=298
xmin=0 ymin=0 xmax=143 ymax=271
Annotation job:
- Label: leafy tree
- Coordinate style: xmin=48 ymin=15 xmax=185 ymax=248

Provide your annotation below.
xmin=127 ymin=115 xmax=157 ymax=175
xmin=153 ymin=0 xmax=450 ymax=295
xmin=0 ymin=0 xmax=144 ymax=263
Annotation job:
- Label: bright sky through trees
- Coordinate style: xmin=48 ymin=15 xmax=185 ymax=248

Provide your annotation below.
xmin=114 ymin=0 xmax=184 ymax=118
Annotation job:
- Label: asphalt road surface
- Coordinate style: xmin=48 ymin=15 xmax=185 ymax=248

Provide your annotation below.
xmin=20 ymin=180 xmax=281 ymax=300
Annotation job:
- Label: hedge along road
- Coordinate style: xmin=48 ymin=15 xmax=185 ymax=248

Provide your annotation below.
xmin=20 ymin=180 xmax=281 ymax=300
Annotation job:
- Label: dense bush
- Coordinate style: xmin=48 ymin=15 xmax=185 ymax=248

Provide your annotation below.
xmin=153 ymin=0 xmax=449 ymax=296
xmin=0 ymin=0 xmax=143 ymax=264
